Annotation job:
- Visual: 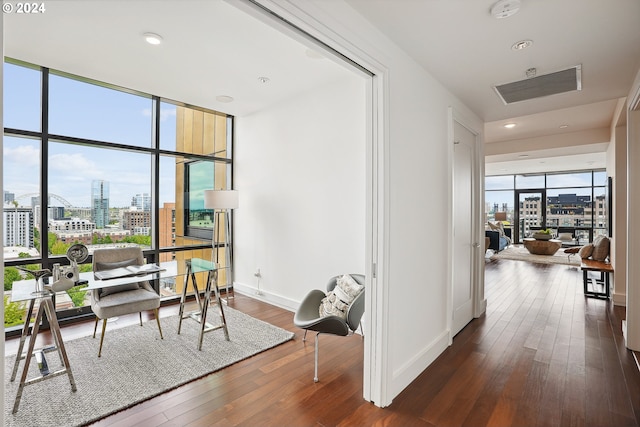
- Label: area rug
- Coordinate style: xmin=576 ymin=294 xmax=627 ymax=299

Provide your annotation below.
xmin=4 ymin=307 xmax=294 ymax=427
xmin=489 ymin=244 xmax=581 ymax=266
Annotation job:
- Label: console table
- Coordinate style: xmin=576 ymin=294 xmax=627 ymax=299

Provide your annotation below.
xmin=581 ymin=258 xmax=613 ymax=299
xmin=523 ymin=238 xmax=563 ymax=255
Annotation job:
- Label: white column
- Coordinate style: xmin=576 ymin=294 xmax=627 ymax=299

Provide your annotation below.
xmin=626 ymin=107 xmax=640 ymax=350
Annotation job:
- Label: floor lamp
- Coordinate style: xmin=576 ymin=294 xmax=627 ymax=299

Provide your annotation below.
xmin=204 ymin=190 xmax=239 ymax=301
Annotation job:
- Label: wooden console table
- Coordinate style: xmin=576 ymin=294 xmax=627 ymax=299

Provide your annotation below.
xmin=581 ymin=258 xmax=613 ymax=299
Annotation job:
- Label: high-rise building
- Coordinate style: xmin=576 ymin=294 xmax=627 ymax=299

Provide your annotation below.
xmin=3 ymin=203 xmax=34 ymax=248
xmin=91 ymin=180 xmax=110 ymax=229
xmin=123 ymin=207 xmax=151 ymax=232
xmin=131 ymin=193 xmax=151 ymax=211
xmin=4 ymin=191 xmax=15 ymax=204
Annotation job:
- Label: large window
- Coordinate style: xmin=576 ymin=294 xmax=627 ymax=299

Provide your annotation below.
xmin=486 ymin=170 xmax=607 ymax=244
xmin=3 ymin=59 xmax=233 ymax=332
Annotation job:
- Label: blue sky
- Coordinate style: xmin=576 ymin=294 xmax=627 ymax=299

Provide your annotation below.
xmin=2 ymin=62 xmax=201 ymax=208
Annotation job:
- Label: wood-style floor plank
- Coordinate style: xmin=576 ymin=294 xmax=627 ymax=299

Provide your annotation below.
xmin=5 ymin=256 xmax=640 ymax=426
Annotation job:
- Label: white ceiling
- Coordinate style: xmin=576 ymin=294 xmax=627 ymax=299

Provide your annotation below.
xmin=4 ymin=0 xmax=640 ymax=176
xmin=3 ymin=1 xmax=356 ymax=117
xmin=345 ymin=0 xmax=640 ymax=174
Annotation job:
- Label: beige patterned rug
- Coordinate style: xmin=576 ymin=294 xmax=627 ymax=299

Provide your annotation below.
xmin=5 ymin=307 xmax=294 ymax=427
xmin=489 ymin=244 xmax=581 ymax=266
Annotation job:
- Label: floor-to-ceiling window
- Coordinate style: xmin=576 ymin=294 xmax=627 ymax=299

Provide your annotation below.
xmin=485 ymin=170 xmax=608 ymax=244
xmin=3 ymin=59 xmax=233 ymax=334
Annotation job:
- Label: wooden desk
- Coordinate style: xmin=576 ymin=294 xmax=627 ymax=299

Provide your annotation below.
xmin=580 ymin=259 xmax=613 ymax=299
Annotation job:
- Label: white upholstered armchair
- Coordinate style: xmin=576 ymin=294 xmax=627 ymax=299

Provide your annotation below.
xmin=91 ymin=247 xmax=163 ymax=357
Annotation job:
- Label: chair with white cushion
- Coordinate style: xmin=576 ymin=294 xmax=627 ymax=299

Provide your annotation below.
xmin=91 ymin=247 xmax=163 ymax=357
xmin=293 ymin=274 xmax=365 ymax=382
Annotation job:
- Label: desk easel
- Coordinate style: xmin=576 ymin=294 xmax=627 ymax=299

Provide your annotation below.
xmin=10 ymin=280 xmax=77 ymax=413
xmin=177 ymin=259 xmax=230 ymax=350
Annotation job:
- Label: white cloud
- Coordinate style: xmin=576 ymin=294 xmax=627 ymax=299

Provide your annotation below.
xmin=4 ymin=145 xmax=40 ymax=167
xmin=141 ymin=107 xmax=176 ymax=122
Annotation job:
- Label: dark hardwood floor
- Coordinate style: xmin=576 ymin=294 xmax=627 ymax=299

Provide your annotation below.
xmin=6 ymin=258 xmax=640 ymax=426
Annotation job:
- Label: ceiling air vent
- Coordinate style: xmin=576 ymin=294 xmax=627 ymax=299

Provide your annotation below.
xmin=493 ymin=65 xmax=582 ymax=105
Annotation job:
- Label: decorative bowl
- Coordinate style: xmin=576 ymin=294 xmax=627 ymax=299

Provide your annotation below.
xmin=533 ymin=233 xmax=552 ymax=240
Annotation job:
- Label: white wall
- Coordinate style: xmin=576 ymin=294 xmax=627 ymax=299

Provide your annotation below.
xmin=625 ymin=68 xmax=640 ymax=350
xmin=607 ymin=106 xmax=628 ymax=306
xmin=234 ymin=75 xmax=367 ymax=307
xmin=1 ymin=24 xmax=5 ymax=421
xmin=250 ymin=0 xmax=484 ymax=406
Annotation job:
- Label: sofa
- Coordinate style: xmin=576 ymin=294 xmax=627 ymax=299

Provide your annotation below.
xmin=485 ymin=227 xmax=512 ymax=252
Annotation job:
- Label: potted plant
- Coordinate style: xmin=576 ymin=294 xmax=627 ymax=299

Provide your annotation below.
xmin=533 ymin=228 xmax=553 ymax=240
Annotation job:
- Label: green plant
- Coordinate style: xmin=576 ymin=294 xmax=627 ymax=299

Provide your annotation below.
xmin=67 ymin=284 xmax=88 ymax=307
xmin=4 ymin=295 xmax=26 ymax=327
xmin=4 ymin=267 xmax=22 ymax=291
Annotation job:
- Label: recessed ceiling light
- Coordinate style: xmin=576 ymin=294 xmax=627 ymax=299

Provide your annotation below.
xmin=504 ymin=123 xmax=516 ymax=129
xmin=216 ymin=95 xmax=234 ymax=103
xmin=511 ymin=40 xmax=533 ymax=51
xmin=559 ymin=124 xmax=569 ymax=129
xmin=258 ymin=76 xmax=270 ymax=84
xmin=518 ymin=154 xmax=529 ymax=158
xmin=143 ymin=32 xmax=163 ymax=45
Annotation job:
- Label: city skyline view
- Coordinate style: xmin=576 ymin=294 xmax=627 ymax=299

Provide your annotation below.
xmin=2 ymin=61 xmax=200 ymax=208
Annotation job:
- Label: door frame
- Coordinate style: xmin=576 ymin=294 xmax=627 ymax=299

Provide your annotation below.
xmin=448 ymin=108 xmax=484 ymax=345
xmin=234 ymin=0 xmax=389 ymax=406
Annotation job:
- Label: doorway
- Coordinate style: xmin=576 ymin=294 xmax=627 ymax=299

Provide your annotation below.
xmin=452 ymin=120 xmax=476 ymax=336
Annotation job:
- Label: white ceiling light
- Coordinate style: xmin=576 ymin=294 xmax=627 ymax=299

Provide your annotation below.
xmin=511 ymin=40 xmax=533 ymax=51
xmin=216 ymin=95 xmax=234 ymax=103
xmin=258 ymin=76 xmax=270 ymax=84
xmin=504 ymin=123 xmax=516 ymax=129
xmin=143 ymin=32 xmax=163 ymax=45
xmin=490 ymin=0 xmax=521 ymax=19
xmin=559 ymin=124 xmax=569 ymax=129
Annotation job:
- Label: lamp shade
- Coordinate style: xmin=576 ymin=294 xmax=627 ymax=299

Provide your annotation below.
xmin=204 ymin=190 xmax=239 ymax=209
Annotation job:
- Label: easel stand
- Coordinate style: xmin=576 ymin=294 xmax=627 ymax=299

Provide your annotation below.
xmin=10 ymin=291 xmax=77 ymax=413
xmin=177 ymin=259 xmax=230 ymax=350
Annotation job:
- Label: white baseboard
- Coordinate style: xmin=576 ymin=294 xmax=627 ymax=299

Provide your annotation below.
xmin=612 ymin=291 xmax=626 ymax=306
xmin=390 ymin=329 xmax=449 ymax=399
xmin=232 ymin=281 xmax=298 ymax=313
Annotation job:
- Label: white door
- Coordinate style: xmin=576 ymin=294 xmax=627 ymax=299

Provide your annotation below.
xmin=452 ymin=121 xmax=475 ymax=336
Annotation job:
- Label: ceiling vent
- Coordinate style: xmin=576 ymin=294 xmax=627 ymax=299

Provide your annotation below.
xmin=493 ymin=65 xmax=582 ymax=105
